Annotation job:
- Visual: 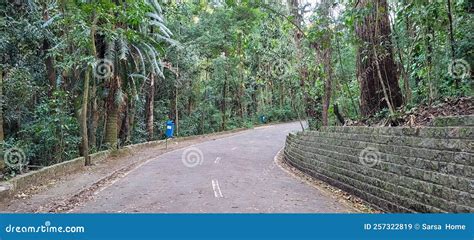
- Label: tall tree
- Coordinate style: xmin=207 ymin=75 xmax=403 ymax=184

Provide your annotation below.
xmin=446 ymin=0 xmax=457 ymax=88
xmin=41 ymin=2 xmax=57 ymax=96
xmin=311 ymin=0 xmax=334 ymax=126
xmin=0 ymin=70 xmax=4 ymax=172
xmin=145 ymin=73 xmax=155 ymax=140
xmin=355 ymin=0 xmax=403 ymax=117
xmin=287 ymin=0 xmax=313 ymax=118
xmin=104 ymin=70 xmax=120 ymax=149
xmin=80 ymin=68 xmax=91 ymax=165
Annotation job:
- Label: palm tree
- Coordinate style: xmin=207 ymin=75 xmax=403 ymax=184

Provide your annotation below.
xmin=100 ymin=0 xmax=172 ymax=148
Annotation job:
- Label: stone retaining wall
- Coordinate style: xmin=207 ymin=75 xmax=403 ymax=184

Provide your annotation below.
xmin=284 ymin=124 xmax=473 ymax=213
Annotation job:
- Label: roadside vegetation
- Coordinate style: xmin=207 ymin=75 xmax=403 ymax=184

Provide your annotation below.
xmin=1 ymin=0 xmax=472 ymax=177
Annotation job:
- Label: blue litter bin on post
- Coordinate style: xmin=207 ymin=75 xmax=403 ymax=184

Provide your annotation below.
xmin=165 ymin=120 xmax=174 ymax=138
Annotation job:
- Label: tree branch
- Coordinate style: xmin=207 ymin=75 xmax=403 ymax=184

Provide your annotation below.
xmin=258 ymin=4 xmax=307 ymax=38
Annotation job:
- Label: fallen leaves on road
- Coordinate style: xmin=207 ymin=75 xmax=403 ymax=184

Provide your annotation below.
xmin=275 ymin=150 xmax=381 ymax=213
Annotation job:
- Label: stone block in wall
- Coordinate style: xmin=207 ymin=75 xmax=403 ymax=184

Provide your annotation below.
xmin=432 ymin=115 xmax=474 ymax=127
xmin=284 ymin=123 xmax=473 ymax=213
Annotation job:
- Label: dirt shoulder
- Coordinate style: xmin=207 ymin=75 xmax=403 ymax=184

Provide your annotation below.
xmin=275 ymin=149 xmax=380 ymax=213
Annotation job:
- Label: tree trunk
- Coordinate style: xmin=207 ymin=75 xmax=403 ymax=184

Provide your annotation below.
xmin=173 ymin=60 xmax=180 ymax=137
xmin=287 ymin=0 xmax=313 ymax=119
xmin=373 ymin=44 xmax=394 ymax=114
xmin=175 ymin=84 xmax=179 ymax=136
xmin=316 ymin=0 xmax=334 ymax=126
xmin=238 ymin=34 xmax=245 ymax=120
xmin=81 ymin=68 xmax=90 ymax=165
xmin=221 ymin=71 xmax=227 ymax=131
xmin=105 ymin=75 xmax=119 ymax=149
xmin=187 ymin=79 xmax=193 ymax=115
xmin=42 ymin=6 xmax=56 ymax=95
xmin=355 ymin=0 xmax=403 ymax=117
xmin=322 ymin=59 xmax=333 ymax=126
xmin=90 ymin=82 xmax=99 ymax=149
xmin=119 ymin=98 xmax=129 ymax=144
xmin=447 ymin=0 xmax=458 ymax=88
xmin=0 ymin=70 xmax=4 ymax=172
xmin=127 ymin=93 xmax=135 ymax=143
xmin=87 ymin=13 xmax=100 ymax=150
xmin=426 ymin=20 xmax=435 ymax=103
xmin=389 ymin=6 xmax=412 ymax=104
xmin=334 ymin=103 xmax=345 ymax=125
xmin=145 ymin=74 xmax=155 ymax=141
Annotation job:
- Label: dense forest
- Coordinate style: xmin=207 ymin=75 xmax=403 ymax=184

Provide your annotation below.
xmin=0 ymin=0 xmax=472 ymax=176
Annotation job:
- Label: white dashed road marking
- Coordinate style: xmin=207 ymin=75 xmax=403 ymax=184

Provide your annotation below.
xmin=211 ymin=179 xmax=223 ymax=198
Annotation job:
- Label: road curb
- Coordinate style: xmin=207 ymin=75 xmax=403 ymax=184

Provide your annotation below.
xmin=0 ymin=127 xmax=250 ymax=204
xmin=274 ymin=147 xmax=377 ymax=213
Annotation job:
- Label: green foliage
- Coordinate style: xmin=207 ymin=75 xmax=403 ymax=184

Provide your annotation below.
xmin=2 ymin=138 xmax=31 ymax=177
xmin=21 ymin=91 xmax=80 ymax=166
xmin=266 ymin=106 xmax=296 ymax=122
xmin=392 ymin=0 xmax=473 ymax=102
xmin=1 ymin=0 xmax=471 ymax=174
xmin=162 ymin=1 xmax=303 ymax=135
xmin=3 ymin=68 xmax=37 ymax=131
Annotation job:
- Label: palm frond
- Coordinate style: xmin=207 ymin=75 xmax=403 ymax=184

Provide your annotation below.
xmin=147 ymin=0 xmax=162 ymax=14
xmin=154 ymin=34 xmax=180 ymax=47
xmin=131 ymin=44 xmax=147 ymax=77
xmin=117 ymin=35 xmax=129 ymax=60
xmin=149 ymin=20 xmax=173 ymax=38
xmin=115 ymin=88 xmax=125 ymax=106
xmin=142 ymin=43 xmax=164 ymax=79
xmin=41 ymin=14 xmax=62 ymax=28
xmin=128 ymin=73 xmax=149 ymax=80
xmin=128 ymin=74 xmax=139 ymax=102
xmin=105 ymin=39 xmax=115 ymax=60
xmin=26 ymin=0 xmax=38 ymax=11
xmin=146 ymin=12 xmax=163 ymax=23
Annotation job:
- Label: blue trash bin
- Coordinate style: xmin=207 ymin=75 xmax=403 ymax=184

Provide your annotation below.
xmin=165 ymin=120 xmax=174 ymax=138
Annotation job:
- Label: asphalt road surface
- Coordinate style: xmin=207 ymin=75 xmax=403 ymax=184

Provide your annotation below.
xmin=75 ymin=122 xmax=352 ymax=213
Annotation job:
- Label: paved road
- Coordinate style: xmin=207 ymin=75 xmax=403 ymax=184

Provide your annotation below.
xmin=76 ymin=122 xmax=352 ymax=213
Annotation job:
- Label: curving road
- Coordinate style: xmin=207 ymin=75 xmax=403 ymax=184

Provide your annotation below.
xmin=75 ymin=122 xmax=352 ymax=213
